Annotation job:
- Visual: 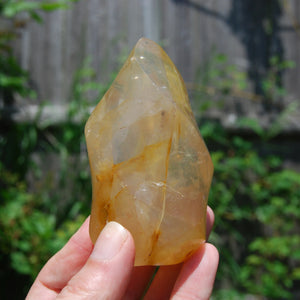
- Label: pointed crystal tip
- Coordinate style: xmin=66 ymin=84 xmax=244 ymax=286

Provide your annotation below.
xmin=85 ymin=38 xmax=213 ymax=266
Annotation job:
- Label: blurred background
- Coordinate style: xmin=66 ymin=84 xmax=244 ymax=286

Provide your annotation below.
xmin=1 ymin=0 xmax=300 ymax=299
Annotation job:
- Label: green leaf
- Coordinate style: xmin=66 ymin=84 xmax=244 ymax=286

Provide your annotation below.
xmin=40 ymin=2 xmax=69 ymax=11
xmin=237 ymin=117 xmax=264 ymax=137
xmin=11 ymin=251 xmax=32 ymax=275
xmin=3 ymin=1 xmax=40 ymax=17
xmin=29 ymin=10 xmax=43 ymax=23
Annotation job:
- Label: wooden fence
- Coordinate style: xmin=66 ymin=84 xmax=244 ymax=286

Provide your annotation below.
xmin=4 ymin=0 xmax=300 ymax=130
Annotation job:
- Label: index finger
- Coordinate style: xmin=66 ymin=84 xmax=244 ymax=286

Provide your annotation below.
xmin=26 ymin=216 xmax=93 ymax=300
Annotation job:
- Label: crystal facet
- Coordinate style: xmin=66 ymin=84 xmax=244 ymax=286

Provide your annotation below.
xmin=85 ymin=38 xmax=213 ymax=266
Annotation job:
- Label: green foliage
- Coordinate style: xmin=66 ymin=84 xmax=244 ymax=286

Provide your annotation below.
xmin=0 ymin=52 xmax=116 ymax=296
xmin=0 ymin=45 xmax=36 ymax=103
xmin=0 ymin=12 xmax=299 ymax=298
xmin=0 ymin=162 xmax=86 ymax=277
xmin=239 ymin=167 xmax=300 ymax=298
xmin=196 ymin=53 xmax=300 ymax=299
xmin=1 ymin=0 xmax=77 ymax=23
xmin=2 ymin=0 xmax=76 ymax=19
xmin=0 ymin=0 xmax=77 ymax=104
xmin=262 ymin=55 xmax=296 ymax=105
xmin=205 ymin=126 xmax=300 ymax=299
xmin=0 ymin=1 xmax=90 ymax=296
xmin=193 ymin=52 xmax=248 ymax=112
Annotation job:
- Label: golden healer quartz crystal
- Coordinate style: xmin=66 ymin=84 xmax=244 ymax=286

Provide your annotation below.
xmin=85 ymin=38 xmax=213 ymax=266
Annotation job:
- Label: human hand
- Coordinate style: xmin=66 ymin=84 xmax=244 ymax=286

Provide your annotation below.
xmin=26 ymin=207 xmax=219 ymax=300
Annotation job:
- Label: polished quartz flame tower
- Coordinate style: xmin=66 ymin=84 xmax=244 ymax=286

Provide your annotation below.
xmin=85 ymin=38 xmax=213 ymax=266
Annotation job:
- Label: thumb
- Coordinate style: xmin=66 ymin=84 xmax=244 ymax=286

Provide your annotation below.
xmin=57 ymin=222 xmax=135 ymax=300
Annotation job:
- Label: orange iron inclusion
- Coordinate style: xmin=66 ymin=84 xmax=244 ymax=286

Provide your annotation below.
xmin=85 ymin=38 xmax=213 ymax=266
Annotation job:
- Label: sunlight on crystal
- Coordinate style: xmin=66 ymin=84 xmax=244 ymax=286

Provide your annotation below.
xmin=85 ymin=38 xmax=213 ymax=266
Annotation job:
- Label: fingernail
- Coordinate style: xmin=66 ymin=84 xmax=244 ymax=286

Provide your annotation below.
xmin=91 ymin=222 xmax=128 ymax=261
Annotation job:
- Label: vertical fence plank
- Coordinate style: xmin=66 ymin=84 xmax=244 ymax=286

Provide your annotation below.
xmin=6 ymin=0 xmax=300 ymax=108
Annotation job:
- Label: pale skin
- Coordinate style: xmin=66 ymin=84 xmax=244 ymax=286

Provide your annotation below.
xmin=26 ymin=207 xmax=219 ymax=300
